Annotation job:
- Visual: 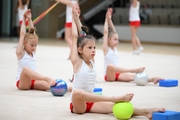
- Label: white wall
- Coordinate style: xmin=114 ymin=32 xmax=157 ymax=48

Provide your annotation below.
xmin=94 ymin=25 xmax=180 ymax=44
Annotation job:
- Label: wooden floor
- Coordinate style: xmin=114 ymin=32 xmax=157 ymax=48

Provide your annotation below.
xmin=1 ymin=37 xmax=180 ymax=56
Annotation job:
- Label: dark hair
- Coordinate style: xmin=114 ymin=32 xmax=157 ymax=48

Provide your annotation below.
xmin=77 ymin=26 xmax=96 ymax=57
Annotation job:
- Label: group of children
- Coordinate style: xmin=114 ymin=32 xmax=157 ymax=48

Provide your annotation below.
xmin=15 ymin=0 xmax=165 ymax=119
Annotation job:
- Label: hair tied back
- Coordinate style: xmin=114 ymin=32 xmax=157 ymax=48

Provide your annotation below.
xmin=80 ymin=30 xmax=86 ymax=37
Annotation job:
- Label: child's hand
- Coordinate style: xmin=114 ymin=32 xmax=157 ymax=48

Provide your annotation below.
xmin=107 ymin=8 xmax=113 ymax=19
xmin=25 ymin=9 xmax=32 ymax=20
xmin=72 ymin=4 xmax=80 ymax=18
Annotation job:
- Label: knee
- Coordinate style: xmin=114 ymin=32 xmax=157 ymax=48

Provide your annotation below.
xmin=22 ymin=67 xmax=30 ymax=73
xmin=72 ymin=89 xmax=83 ymax=98
xmin=107 ymin=64 xmax=115 ymax=71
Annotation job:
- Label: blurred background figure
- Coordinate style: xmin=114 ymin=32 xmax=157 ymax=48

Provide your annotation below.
xmin=129 ymin=0 xmax=143 ymax=55
xmin=140 ymin=4 xmax=152 ymax=24
xmin=56 ymin=0 xmax=79 ymax=60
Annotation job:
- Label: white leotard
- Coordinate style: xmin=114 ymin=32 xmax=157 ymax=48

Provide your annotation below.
xmin=66 ymin=0 xmax=78 ymax=23
xmin=70 ymin=60 xmax=96 ymax=101
xmin=104 ymin=48 xmax=119 ymax=75
xmin=16 ymin=51 xmax=36 ymax=81
xmin=129 ymin=1 xmax=140 ymax=21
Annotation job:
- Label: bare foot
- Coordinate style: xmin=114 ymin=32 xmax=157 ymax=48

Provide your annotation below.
xmin=45 ymin=77 xmax=56 ymax=86
xmin=145 ymin=108 xmax=165 ymax=119
xmin=50 ymin=79 xmax=56 ymax=86
xmin=67 ymin=86 xmax=72 ymax=92
xmin=149 ymin=77 xmax=164 ymax=84
xmin=113 ymin=93 xmax=134 ymax=103
xmin=134 ymin=67 xmax=145 ymax=73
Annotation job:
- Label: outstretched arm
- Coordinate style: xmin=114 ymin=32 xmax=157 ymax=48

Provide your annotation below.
xmin=18 ymin=0 xmax=23 ymax=9
xmin=131 ymin=0 xmax=138 ymax=7
xmin=26 ymin=0 xmax=30 ymax=6
xmin=102 ymin=9 xmax=110 ymax=55
xmin=107 ymin=8 xmax=116 ymax=33
xmin=26 ymin=9 xmax=34 ymax=33
xmin=26 ymin=9 xmax=37 ymax=53
xmin=16 ymin=10 xmax=27 ymax=60
xmin=71 ymin=5 xmax=80 ymax=66
xmin=73 ymin=5 xmax=82 ymax=35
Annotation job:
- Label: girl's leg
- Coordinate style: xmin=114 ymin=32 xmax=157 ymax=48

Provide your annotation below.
xmin=130 ymin=26 xmax=137 ymax=51
xmin=148 ymin=77 xmax=164 ymax=84
xmin=134 ymin=27 xmax=142 ymax=47
xmin=134 ymin=27 xmax=144 ymax=54
xmin=33 ymin=81 xmax=50 ymax=91
xmin=118 ymin=73 xmax=135 ymax=82
xmin=72 ymin=89 xmax=134 ymax=114
xmin=19 ymin=67 xmax=55 ymax=90
xmin=90 ymin=102 xmax=114 ymax=113
xmin=106 ymin=64 xmax=145 ymax=81
xmin=133 ymin=107 xmax=165 ymax=119
xmin=65 ymin=27 xmax=72 ymax=59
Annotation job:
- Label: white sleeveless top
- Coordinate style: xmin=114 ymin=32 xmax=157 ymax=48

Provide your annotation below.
xmin=104 ymin=48 xmax=119 ymax=75
xmin=16 ymin=51 xmax=36 ymax=81
xmin=129 ymin=1 xmax=140 ymax=21
xmin=18 ymin=5 xmax=28 ymax=21
xmin=66 ymin=0 xmax=78 ymax=23
xmin=71 ymin=60 xmax=96 ymax=101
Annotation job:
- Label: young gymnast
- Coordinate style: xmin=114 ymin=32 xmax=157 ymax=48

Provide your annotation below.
xmin=103 ymin=8 xmax=164 ymax=84
xmin=69 ymin=5 xmax=165 ymax=119
xmin=15 ymin=9 xmax=73 ymax=92
xmin=129 ymin=0 xmax=143 ymax=55
xmin=55 ymin=0 xmax=79 ymax=59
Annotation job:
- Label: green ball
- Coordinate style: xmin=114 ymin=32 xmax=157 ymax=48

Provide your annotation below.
xmin=113 ymin=102 xmax=134 ymax=119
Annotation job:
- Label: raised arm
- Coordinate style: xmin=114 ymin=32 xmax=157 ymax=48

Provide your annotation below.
xmin=26 ymin=9 xmax=34 ymax=33
xmin=71 ymin=5 xmax=80 ymax=66
xmin=16 ymin=10 xmax=27 ymax=60
xmin=107 ymin=8 xmax=116 ymax=33
xmin=102 ymin=9 xmax=110 ymax=55
xmin=131 ymin=0 xmax=138 ymax=7
xmin=73 ymin=5 xmax=82 ymax=35
xmin=18 ymin=0 xmax=23 ymax=9
xmin=26 ymin=0 xmax=30 ymax=6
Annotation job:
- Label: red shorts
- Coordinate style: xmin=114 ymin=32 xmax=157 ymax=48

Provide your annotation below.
xmin=70 ymin=102 xmax=94 ymax=113
xmin=16 ymin=79 xmax=35 ymax=89
xmin=104 ymin=73 xmax=120 ymax=81
xmin=65 ymin=22 xmax=72 ymax=28
xmin=19 ymin=20 xmax=28 ymax=26
xmin=129 ymin=21 xmax=141 ymax=27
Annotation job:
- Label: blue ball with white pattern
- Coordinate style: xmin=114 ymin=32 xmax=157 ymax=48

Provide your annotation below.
xmin=50 ymin=79 xmax=67 ymax=96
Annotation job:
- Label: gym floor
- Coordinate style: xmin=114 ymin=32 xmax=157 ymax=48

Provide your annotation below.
xmin=0 ymin=37 xmax=180 ymax=120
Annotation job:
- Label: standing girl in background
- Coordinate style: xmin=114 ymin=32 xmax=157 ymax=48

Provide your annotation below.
xmin=103 ymin=8 xmax=163 ymax=84
xmin=69 ymin=5 xmax=165 ymax=119
xmin=129 ymin=0 xmax=143 ymax=55
xmin=18 ymin=0 xmax=30 ymax=26
xmin=56 ymin=0 xmax=79 ymax=59
xmin=16 ymin=9 xmax=57 ymax=91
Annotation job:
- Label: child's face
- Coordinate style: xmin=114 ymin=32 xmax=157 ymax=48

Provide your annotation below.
xmin=81 ymin=40 xmax=96 ymax=60
xmin=109 ymin=34 xmax=119 ymax=47
xmin=24 ymin=38 xmax=38 ymax=54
